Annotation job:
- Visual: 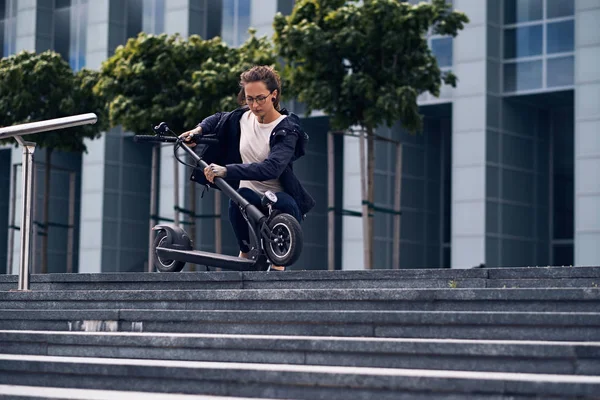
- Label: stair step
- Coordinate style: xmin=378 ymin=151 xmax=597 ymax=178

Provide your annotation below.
xmin=1 ymin=288 xmax=599 ymax=312
xmin=1 ymin=354 xmax=599 ymax=399
xmin=1 ymin=267 xmax=598 ymax=291
xmin=0 ymin=384 xmax=256 ymax=400
xmin=1 ymin=330 xmax=598 ymax=375
xmin=1 ymin=309 xmax=599 ymax=341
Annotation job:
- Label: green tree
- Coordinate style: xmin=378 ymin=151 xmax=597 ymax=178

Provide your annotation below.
xmin=0 ymin=50 xmax=106 ymax=273
xmin=96 ymin=31 xmax=276 ymax=134
xmin=274 ymin=0 xmax=468 ymax=268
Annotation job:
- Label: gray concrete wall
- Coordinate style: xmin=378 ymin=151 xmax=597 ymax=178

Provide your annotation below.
xmin=574 ymin=0 xmax=600 ymax=266
xmin=450 ymin=0 xmax=488 ymax=269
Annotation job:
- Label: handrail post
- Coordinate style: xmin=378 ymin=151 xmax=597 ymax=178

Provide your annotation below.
xmin=15 ymin=137 xmax=36 ymax=291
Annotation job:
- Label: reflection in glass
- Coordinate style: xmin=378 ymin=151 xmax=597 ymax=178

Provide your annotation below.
xmin=547 ymin=20 xmax=574 ymax=54
xmin=2 ymin=0 xmax=16 ymax=57
xmin=503 ymin=60 xmax=542 ymax=92
xmin=237 ymin=0 xmax=250 ymax=46
xmin=142 ymin=0 xmax=164 ymax=34
xmin=69 ymin=0 xmax=88 ymax=71
xmin=504 ymin=0 xmax=543 ymax=24
xmin=221 ymin=0 xmax=234 ymax=45
xmin=547 ymin=0 xmax=574 ymax=19
xmin=504 ymin=25 xmax=542 ymax=59
xmin=547 ymin=56 xmax=574 ymax=87
xmin=221 ymin=0 xmax=251 ymax=47
xmin=431 ymin=37 xmax=453 ymax=67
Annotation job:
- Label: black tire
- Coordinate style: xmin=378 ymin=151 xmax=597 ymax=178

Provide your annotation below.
xmin=264 ymin=213 xmax=303 ymax=267
xmin=153 ymin=230 xmax=187 ymax=272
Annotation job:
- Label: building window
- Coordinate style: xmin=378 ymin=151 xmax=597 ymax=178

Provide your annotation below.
xmin=54 ymin=0 xmax=71 ymax=62
xmin=431 ymin=36 xmax=453 ymax=68
xmin=2 ymin=0 xmax=16 ymax=57
xmin=221 ymin=0 xmax=250 ymax=47
xmin=142 ymin=0 xmax=164 ymax=35
xmin=504 ymin=0 xmax=543 ymax=24
xmin=71 ymin=0 xmax=88 ymax=71
xmin=503 ymin=0 xmax=575 ymax=94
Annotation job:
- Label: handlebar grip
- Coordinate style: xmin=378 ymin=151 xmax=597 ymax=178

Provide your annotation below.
xmin=133 ymin=135 xmax=177 ymax=143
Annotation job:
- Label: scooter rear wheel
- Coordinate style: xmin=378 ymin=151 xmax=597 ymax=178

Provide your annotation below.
xmin=153 ymin=230 xmax=187 ymax=272
xmin=264 ymin=213 xmax=303 ymax=267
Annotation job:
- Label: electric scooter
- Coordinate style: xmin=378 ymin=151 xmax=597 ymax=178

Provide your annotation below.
xmin=134 ymin=122 xmax=303 ymax=272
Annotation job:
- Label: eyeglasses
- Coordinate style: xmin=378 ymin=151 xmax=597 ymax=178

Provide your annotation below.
xmin=245 ymin=91 xmax=273 ymax=105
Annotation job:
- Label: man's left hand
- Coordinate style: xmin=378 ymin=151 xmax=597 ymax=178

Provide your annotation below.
xmin=204 ymin=163 xmax=227 ymax=183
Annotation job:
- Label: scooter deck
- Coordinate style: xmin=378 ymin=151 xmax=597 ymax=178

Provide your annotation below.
xmin=156 ymin=247 xmax=261 ymax=271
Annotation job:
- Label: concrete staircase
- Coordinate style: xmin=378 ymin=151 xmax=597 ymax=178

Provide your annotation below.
xmin=0 ymin=266 xmax=599 ymax=399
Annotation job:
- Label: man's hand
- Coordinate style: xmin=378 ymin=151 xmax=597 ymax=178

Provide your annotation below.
xmin=179 ymin=126 xmax=202 ymax=147
xmin=204 ymin=163 xmax=227 ymax=183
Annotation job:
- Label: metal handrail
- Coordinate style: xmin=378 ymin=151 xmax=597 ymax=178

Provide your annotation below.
xmin=1 ymin=113 xmax=98 ymax=291
xmin=0 ymin=113 xmax=97 ymax=139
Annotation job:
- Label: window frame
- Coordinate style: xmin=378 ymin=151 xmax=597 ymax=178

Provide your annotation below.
xmin=502 ymin=0 xmax=575 ymax=95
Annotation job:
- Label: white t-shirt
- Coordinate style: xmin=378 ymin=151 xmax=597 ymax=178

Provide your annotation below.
xmin=238 ymin=110 xmax=287 ymax=195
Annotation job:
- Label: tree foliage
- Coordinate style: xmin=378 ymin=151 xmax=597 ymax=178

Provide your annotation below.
xmin=95 ymin=31 xmax=276 ymax=135
xmin=0 ymin=50 xmax=106 ymax=151
xmin=273 ymin=0 xmax=469 ymax=133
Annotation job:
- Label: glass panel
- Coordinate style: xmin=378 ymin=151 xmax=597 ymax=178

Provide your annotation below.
xmin=127 ymin=0 xmax=143 ymax=38
xmin=54 ymin=7 xmax=71 ymax=62
xmin=237 ymin=0 xmax=250 ymax=46
xmin=3 ymin=0 xmax=16 ymax=57
xmin=431 ymin=37 xmax=453 ymax=67
xmin=547 ymin=56 xmax=574 ymax=87
xmin=504 ymin=0 xmax=543 ymax=24
xmin=78 ymin=0 xmax=88 ymax=69
xmin=154 ymin=0 xmax=164 ymax=33
xmin=504 ymin=25 xmax=542 ymax=59
xmin=142 ymin=0 xmax=153 ymax=33
xmin=221 ymin=0 xmax=234 ymax=45
xmin=547 ymin=0 xmax=574 ymax=19
xmin=55 ymin=0 xmax=71 ymax=9
xmin=69 ymin=0 xmax=88 ymax=71
xmin=503 ymin=60 xmax=542 ymax=92
xmin=0 ymin=0 xmax=5 ymax=19
xmin=547 ymin=20 xmax=574 ymax=54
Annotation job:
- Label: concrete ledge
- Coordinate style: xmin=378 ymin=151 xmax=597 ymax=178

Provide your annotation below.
xmin=0 ymin=354 xmax=599 ymax=398
xmin=1 ymin=310 xmax=600 ymax=341
xmin=1 ymin=288 xmax=600 ymax=312
xmin=1 ymin=267 xmax=599 ymax=291
xmin=0 ymin=331 xmax=598 ymax=375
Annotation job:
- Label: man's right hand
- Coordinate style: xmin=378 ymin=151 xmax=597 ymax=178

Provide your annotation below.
xmin=179 ymin=127 xmax=202 ymax=147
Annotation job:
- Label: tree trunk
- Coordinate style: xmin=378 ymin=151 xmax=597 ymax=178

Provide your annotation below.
xmin=41 ymin=147 xmax=53 ymax=274
xmin=366 ymin=127 xmax=375 ymax=270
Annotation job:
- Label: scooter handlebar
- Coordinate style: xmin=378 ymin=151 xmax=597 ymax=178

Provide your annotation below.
xmin=133 ymin=135 xmax=177 ymax=143
xmin=133 ymin=135 xmax=219 ymax=145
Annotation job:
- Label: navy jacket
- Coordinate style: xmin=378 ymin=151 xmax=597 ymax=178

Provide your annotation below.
xmin=189 ymin=107 xmax=316 ymax=216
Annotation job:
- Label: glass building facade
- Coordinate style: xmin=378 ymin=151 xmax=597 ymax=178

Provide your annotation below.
xmin=1 ymin=0 xmax=599 ymax=274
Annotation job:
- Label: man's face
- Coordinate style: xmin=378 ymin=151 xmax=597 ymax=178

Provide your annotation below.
xmin=244 ymin=81 xmax=275 ymax=118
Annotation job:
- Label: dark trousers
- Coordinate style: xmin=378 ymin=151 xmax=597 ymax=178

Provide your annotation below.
xmin=229 ymin=187 xmax=302 ymax=253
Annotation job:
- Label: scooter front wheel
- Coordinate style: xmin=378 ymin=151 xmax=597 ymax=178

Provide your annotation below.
xmin=265 ymin=213 xmax=303 ymax=267
xmin=153 ymin=230 xmax=187 ymax=272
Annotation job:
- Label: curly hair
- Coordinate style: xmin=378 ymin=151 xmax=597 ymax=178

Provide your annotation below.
xmin=237 ymin=65 xmax=282 ymax=110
